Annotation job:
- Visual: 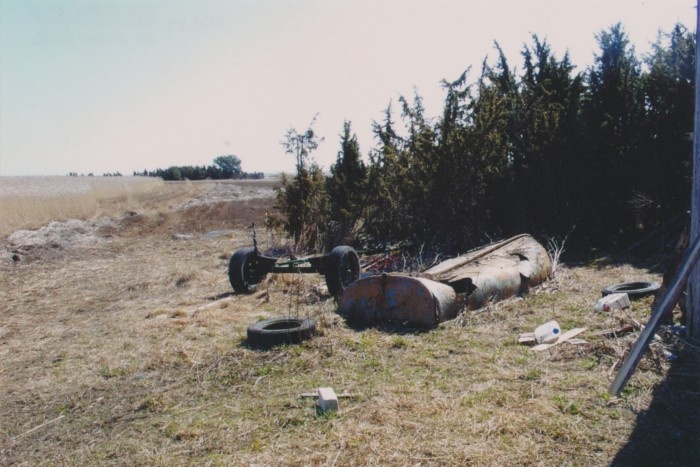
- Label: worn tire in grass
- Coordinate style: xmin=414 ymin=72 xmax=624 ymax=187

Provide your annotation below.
xmin=246 ymin=317 xmax=317 ymax=347
xmin=324 ymin=246 xmax=360 ymax=298
xmin=601 ymin=281 xmax=661 ymax=299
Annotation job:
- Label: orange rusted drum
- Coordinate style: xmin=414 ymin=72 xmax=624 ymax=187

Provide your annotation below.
xmin=338 ymin=274 xmax=458 ymax=327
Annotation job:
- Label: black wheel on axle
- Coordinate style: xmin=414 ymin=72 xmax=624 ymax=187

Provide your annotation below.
xmin=324 ymin=246 xmax=360 ymax=298
xmin=229 ymin=247 xmax=266 ymax=294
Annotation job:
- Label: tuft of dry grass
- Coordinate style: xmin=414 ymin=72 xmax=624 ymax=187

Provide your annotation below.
xmin=1 ymin=179 xmax=698 ymax=465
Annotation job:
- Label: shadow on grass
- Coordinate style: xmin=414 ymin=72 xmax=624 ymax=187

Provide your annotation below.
xmin=611 ymin=342 xmax=700 ymax=466
xmin=207 ymin=291 xmax=234 ymax=301
xmin=562 ymin=215 xmax=688 ymax=276
xmin=344 ymin=321 xmax=435 ymax=335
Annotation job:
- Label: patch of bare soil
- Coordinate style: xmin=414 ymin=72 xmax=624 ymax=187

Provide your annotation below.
xmin=3 ymin=179 xmax=280 ymax=265
xmin=1 ymin=178 xmax=695 ymax=466
xmin=6 ymin=218 xmax=114 ymax=262
xmin=177 ymin=179 xmax=278 ymax=208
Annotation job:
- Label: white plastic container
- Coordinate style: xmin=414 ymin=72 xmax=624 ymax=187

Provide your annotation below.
xmin=595 ymin=293 xmax=631 ymax=312
xmin=534 ymin=320 xmax=561 ymax=344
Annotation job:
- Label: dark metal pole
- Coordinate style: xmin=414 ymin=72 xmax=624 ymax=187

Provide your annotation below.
xmin=690 ymin=0 xmax=700 ymax=338
xmin=609 ymin=236 xmax=700 ymax=395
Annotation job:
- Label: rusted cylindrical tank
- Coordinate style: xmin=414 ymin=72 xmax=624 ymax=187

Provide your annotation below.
xmin=338 ymin=274 xmax=459 ymax=327
xmin=337 ymin=234 xmax=551 ymax=327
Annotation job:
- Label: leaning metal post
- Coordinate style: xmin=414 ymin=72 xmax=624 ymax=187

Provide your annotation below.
xmin=251 ymin=222 xmax=258 ymax=253
xmin=690 ymin=0 xmax=700 ymax=338
xmin=609 ymin=236 xmax=700 ymax=395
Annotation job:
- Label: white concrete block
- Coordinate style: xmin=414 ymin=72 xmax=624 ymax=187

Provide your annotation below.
xmin=595 ymin=293 xmax=631 ymax=312
xmin=317 ymin=387 xmax=338 ymax=413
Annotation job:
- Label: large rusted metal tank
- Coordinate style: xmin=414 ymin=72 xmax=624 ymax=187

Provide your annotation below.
xmin=338 ymin=234 xmax=551 ymax=327
xmin=423 ymin=234 xmax=551 ymax=310
xmin=339 ymin=274 xmax=459 ymax=328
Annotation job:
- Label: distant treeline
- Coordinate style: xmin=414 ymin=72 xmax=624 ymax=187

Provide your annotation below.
xmin=134 ymin=155 xmax=264 ymax=181
xmin=276 ymin=23 xmax=695 ymax=254
xmin=134 ymin=167 xmax=264 ymax=181
xmin=68 ymin=172 xmax=123 ymax=177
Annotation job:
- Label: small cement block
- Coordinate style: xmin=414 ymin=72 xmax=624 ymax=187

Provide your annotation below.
xmin=518 ymin=332 xmax=536 ymax=345
xmin=595 ymin=293 xmax=631 ymax=312
xmin=317 ymin=387 xmax=339 ymax=413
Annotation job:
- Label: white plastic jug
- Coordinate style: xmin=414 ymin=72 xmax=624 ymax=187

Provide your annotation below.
xmin=534 ymin=320 xmax=561 ymax=344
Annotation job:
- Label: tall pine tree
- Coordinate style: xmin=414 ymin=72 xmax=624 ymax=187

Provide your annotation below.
xmin=326 ymin=121 xmax=368 ymax=247
xmin=582 ymin=23 xmax=645 ymax=245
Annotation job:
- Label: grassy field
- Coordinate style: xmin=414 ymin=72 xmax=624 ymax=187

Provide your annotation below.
xmin=1 ymin=178 xmax=698 ymax=465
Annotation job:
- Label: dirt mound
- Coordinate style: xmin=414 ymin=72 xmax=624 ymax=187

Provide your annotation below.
xmin=3 ymin=181 xmax=278 ymax=264
xmin=177 ymin=180 xmax=277 ymax=209
xmin=6 ymin=218 xmax=113 ymax=263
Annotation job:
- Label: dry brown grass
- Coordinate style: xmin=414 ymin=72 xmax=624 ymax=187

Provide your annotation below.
xmin=0 ymin=177 xmax=278 ymax=239
xmin=1 ymin=179 xmax=698 ymax=465
xmin=0 ymin=176 xmax=171 ymax=238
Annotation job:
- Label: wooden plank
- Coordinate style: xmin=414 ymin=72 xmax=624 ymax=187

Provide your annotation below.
xmin=518 ymin=332 xmax=536 ymax=344
xmin=530 ymin=328 xmax=587 ymax=352
xmin=422 ymin=234 xmax=531 ymax=277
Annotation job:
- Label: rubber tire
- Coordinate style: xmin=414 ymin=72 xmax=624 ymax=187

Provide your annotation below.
xmin=601 ymin=281 xmax=661 ymax=299
xmin=324 ymin=246 xmax=360 ymax=298
xmin=246 ymin=317 xmax=316 ymax=347
xmin=229 ymin=247 xmax=265 ymax=294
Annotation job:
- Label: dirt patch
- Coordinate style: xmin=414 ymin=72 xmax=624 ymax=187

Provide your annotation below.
xmin=177 ymin=179 xmax=278 ymax=208
xmin=3 ymin=179 xmax=280 ymax=264
xmin=6 ymin=218 xmax=113 ymax=263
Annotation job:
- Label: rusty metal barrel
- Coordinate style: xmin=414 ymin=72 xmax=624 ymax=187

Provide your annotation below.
xmin=338 ymin=274 xmax=459 ymax=327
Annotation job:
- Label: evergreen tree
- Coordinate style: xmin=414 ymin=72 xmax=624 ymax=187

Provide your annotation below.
xmin=461 ymin=49 xmax=516 ymax=243
xmin=638 ymin=24 xmax=695 ymax=229
xmin=326 ymin=121 xmax=368 ymax=247
xmin=433 ymin=68 xmax=476 ymax=249
xmin=513 ymin=35 xmax=583 ymax=234
xmin=366 ymin=103 xmax=406 ymax=244
xmin=582 ymin=23 xmax=645 ymax=245
xmin=277 ymin=116 xmax=328 ymax=250
xmin=268 ymin=22 xmax=694 ymax=254
xmin=397 ymin=91 xmax=438 ymax=244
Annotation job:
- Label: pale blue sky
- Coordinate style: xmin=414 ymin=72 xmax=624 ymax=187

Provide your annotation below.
xmin=0 ymin=0 xmax=696 ymax=176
